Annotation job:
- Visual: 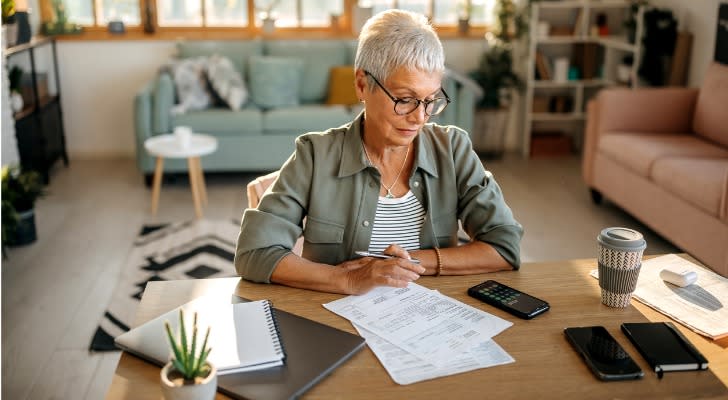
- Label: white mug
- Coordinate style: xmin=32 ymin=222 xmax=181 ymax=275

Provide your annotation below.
xmin=174 ymin=126 xmax=192 ymax=148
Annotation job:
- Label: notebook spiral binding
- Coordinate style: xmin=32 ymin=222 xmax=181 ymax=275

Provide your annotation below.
xmin=263 ymin=300 xmax=287 ymax=360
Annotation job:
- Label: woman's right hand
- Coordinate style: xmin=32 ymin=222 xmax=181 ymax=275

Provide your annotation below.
xmin=337 ymin=256 xmax=425 ymax=295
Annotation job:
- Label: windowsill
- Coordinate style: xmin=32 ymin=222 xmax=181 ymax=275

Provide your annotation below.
xmin=54 ymin=26 xmax=488 ymax=42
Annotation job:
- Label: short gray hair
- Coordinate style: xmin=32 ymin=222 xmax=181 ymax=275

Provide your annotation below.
xmin=354 ymin=9 xmax=445 ymax=89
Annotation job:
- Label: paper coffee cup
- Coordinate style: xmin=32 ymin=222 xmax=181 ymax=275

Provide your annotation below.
xmin=597 ymin=227 xmax=646 ymax=308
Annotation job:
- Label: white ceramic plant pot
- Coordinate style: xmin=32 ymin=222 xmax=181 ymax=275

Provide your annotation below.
xmin=160 ymin=362 xmax=217 ymax=400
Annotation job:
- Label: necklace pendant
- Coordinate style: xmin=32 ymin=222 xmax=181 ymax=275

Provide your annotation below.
xmin=385 ymin=190 xmax=394 ymax=199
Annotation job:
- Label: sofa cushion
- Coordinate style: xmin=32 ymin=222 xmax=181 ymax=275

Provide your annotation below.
xmin=326 ymin=66 xmax=358 ymax=106
xmin=693 ymin=62 xmax=728 ymax=147
xmin=650 ymin=157 xmax=728 ymax=219
xmin=206 ymin=54 xmax=247 ymax=111
xmin=598 ymin=133 xmax=728 ymax=177
xmin=172 ymin=108 xmax=263 ymax=136
xmin=265 ymin=40 xmax=349 ymax=103
xmin=263 ymin=105 xmax=352 ymax=134
xmin=249 ymin=56 xmax=304 ymax=109
xmin=176 ymin=40 xmax=263 ymax=79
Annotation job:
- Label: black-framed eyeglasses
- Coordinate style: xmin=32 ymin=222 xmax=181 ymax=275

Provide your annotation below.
xmin=364 ymin=70 xmax=451 ymax=116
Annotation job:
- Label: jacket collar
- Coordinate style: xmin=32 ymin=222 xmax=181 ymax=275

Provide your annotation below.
xmin=338 ymin=110 xmax=439 ymax=178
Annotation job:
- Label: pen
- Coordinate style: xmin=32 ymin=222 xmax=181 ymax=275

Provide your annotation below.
xmin=355 ymin=251 xmax=420 ymax=264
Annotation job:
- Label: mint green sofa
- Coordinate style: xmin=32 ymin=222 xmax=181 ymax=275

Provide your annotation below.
xmin=134 ymin=39 xmax=481 ymax=178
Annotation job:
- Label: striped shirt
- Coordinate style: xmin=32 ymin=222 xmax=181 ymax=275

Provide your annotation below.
xmin=368 ymin=191 xmax=426 ymax=252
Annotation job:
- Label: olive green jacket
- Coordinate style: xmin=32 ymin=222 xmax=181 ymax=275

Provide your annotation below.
xmin=235 ymin=113 xmax=523 ymax=283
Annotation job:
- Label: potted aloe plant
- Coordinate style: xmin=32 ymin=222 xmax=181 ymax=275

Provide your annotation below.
xmin=161 ymin=310 xmax=217 ymax=400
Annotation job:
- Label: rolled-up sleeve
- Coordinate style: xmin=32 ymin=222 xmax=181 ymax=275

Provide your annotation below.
xmin=452 ymin=131 xmax=524 ymax=268
xmin=234 ymin=136 xmax=314 ymax=282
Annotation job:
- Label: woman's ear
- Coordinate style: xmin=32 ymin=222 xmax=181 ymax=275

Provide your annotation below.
xmin=354 ymin=69 xmax=368 ymax=101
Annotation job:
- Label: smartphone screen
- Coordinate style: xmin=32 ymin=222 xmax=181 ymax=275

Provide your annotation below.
xmin=564 ymin=326 xmax=644 ymax=381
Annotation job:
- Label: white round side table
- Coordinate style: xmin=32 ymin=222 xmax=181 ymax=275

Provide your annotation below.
xmin=144 ymin=133 xmax=218 ymax=219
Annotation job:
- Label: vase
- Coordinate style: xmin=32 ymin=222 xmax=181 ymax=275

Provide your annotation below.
xmin=262 ymin=17 xmax=276 ymax=35
xmin=15 ymin=11 xmax=31 ymax=44
xmin=4 ymin=22 xmax=18 ymax=47
xmin=160 ymin=362 xmax=217 ymax=400
xmin=9 ymin=209 xmax=37 ymax=246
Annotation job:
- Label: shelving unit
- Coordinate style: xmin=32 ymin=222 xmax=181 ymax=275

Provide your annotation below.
xmin=3 ymin=36 xmax=68 ymax=183
xmin=522 ymin=0 xmax=644 ymax=157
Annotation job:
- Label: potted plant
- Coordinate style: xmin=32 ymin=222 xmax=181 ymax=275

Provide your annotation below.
xmin=2 ymin=0 xmax=17 ymax=47
xmin=256 ymin=0 xmax=280 ymax=34
xmin=469 ymin=0 xmax=529 ymax=158
xmin=1 ymin=165 xmax=44 ymax=251
xmin=161 ymin=309 xmax=217 ymax=400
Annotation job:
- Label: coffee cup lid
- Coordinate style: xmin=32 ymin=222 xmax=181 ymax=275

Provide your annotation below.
xmin=597 ymin=227 xmax=646 ymax=251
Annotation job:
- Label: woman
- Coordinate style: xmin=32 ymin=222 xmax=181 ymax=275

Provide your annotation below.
xmin=235 ymin=9 xmax=523 ymax=295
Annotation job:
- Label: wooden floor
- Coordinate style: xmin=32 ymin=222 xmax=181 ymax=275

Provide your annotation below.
xmin=1 ymin=156 xmax=679 ymax=400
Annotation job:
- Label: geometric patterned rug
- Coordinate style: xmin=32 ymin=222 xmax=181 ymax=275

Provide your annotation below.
xmin=89 ymin=219 xmax=239 ymax=351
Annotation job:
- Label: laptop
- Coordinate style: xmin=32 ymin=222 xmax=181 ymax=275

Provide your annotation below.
xmin=115 ymin=295 xmax=366 ymax=400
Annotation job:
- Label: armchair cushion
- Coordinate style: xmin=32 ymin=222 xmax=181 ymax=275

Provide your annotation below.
xmin=693 ymin=62 xmax=728 ymax=147
xmin=248 ymin=56 xmax=304 ymax=109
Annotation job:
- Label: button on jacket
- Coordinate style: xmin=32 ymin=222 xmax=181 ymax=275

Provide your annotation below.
xmin=235 ymin=112 xmax=523 ymax=283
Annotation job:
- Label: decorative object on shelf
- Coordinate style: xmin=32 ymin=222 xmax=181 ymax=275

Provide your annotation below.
xmin=42 ymin=0 xmax=83 ymax=35
xmin=107 ymin=20 xmax=125 ymax=34
xmin=2 ymin=0 xmax=17 ymax=47
xmin=457 ymin=0 xmax=470 ymax=35
xmin=1 ymin=165 xmax=45 ymax=252
xmin=256 ymin=0 xmax=279 ymax=35
xmin=161 ymin=309 xmax=217 ymax=400
xmin=143 ymin=2 xmax=155 ymax=33
xmin=8 ymin=65 xmax=24 ymax=113
xmin=469 ymin=0 xmax=528 ymax=158
xmin=14 ymin=9 xmax=29 ymax=44
xmin=596 ymin=13 xmax=609 ymax=36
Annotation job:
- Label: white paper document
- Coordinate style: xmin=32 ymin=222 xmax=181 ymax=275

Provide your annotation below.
xmin=323 ymin=283 xmax=513 ymax=367
xmin=354 ymin=324 xmax=514 ymax=385
xmin=590 ymin=254 xmax=728 ymax=339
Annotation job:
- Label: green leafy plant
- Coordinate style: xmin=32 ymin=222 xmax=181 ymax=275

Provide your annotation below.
xmin=164 ymin=310 xmax=212 ymax=383
xmin=470 ymin=0 xmax=530 ymax=109
xmin=2 ymin=165 xmax=44 ymax=247
xmin=2 ymin=0 xmax=15 ymax=24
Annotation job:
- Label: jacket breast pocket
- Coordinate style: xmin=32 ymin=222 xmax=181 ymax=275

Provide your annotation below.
xmin=303 ymin=216 xmax=345 ymax=264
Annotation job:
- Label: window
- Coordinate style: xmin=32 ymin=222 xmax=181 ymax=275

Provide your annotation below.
xmin=52 ymin=0 xmax=494 ymax=33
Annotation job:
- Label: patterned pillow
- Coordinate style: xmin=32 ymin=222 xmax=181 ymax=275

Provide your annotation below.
xmin=206 ymin=54 xmax=248 ymax=111
xmin=248 ymin=56 xmax=304 ymax=109
xmin=162 ymin=57 xmax=213 ymax=115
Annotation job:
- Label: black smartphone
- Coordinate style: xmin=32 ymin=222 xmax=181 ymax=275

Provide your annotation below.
xmin=564 ymin=326 xmax=644 ymax=381
xmin=467 ymin=280 xmax=550 ymax=319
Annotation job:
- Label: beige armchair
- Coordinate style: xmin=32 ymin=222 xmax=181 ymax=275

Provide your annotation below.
xmin=582 ymin=62 xmax=728 ymax=277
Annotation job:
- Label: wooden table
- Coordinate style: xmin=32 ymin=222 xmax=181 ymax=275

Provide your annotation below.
xmin=107 ymin=257 xmax=728 ymax=399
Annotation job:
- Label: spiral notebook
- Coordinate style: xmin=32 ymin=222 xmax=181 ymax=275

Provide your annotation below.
xmin=115 ymin=296 xmax=286 ymax=374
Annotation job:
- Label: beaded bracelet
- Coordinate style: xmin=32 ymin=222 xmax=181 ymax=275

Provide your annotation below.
xmin=434 ymin=247 xmax=443 ymax=277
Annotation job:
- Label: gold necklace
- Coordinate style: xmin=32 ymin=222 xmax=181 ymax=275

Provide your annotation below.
xmin=362 ymin=140 xmax=410 ymax=199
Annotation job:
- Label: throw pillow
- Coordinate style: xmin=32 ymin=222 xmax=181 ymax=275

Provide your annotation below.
xmin=162 ymin=57 xmax=213 ymax=115
xmin=326 ymin=66 xmax=359 ymax=106
xmin=206 ymin=54 xmax=248 ymax=111
xmin=248 ymin=56 xmax=304 ymax=109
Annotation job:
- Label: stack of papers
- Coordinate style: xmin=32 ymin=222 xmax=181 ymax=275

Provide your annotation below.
xmin=323 ymin=283 xmax=514 ymax=384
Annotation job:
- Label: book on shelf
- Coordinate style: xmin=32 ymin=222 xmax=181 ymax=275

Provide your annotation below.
xmin=116 ymin=296 xmax=286 ymax=375
xmin=535 ymin=51 xmax=552 ymax=80
xmin=621 ymin=322 xmax=708 ymax=378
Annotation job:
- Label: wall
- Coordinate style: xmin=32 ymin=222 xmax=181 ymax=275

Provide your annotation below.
xmin=651 ymin=0 xmax=725 ymax=87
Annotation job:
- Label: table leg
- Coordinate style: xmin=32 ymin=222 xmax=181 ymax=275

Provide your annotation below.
xmin=151 ymin=157 xmax=164 ymax=216
xmin=187 ymin=157 xmax=203 ymax=219
xmin=195 ymin=157 xmax=208 ymax=206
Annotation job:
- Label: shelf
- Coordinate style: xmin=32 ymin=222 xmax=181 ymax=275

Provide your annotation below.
xmin=3 ymin=36 xmax=54 ymax=57
xmin=537 ymin=0 xmax=629 ymax=9
xmin=530 ymin=112 xmax=585 ymax=122
xmin=597 ymin=36 xmax=637 ymax=52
